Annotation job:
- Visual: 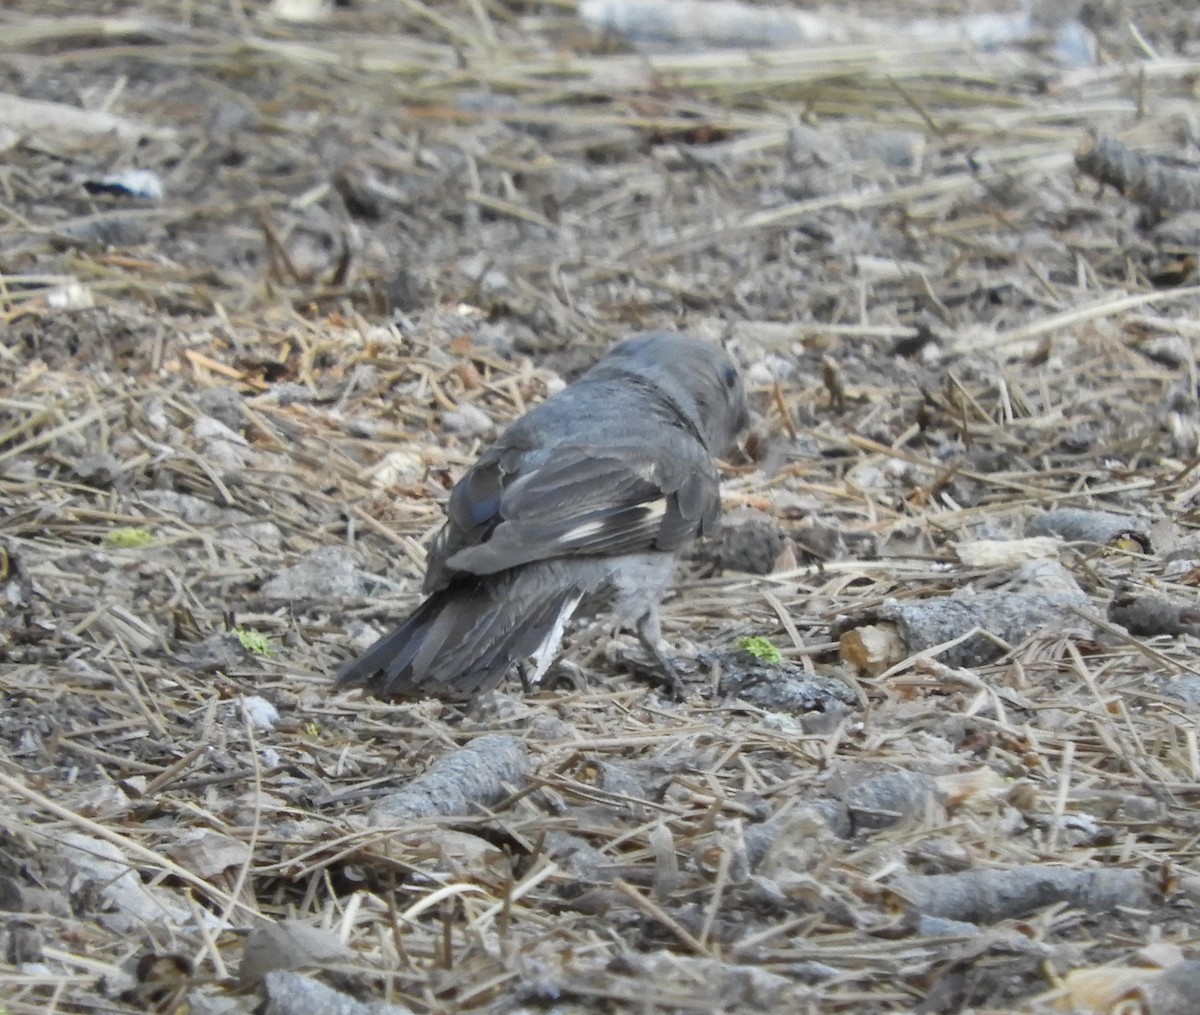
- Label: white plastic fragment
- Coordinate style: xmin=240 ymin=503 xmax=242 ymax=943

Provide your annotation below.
xmin=85 ymin=168 xmax=165 ymax=200
xmin=238 ymin=695 xmax=281 ymax=730
xmin=46 ymin=281 xmax=94 ymax=310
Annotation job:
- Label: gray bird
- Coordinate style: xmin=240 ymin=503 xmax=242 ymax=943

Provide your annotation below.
xmin=335 ymin=332 xmax=749 ymax=699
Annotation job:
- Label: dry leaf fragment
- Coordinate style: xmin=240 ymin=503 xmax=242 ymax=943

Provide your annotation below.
xmin=58 ymin=833 xmax=191 ymax=930
xmin=933 ymin=767 xmax=1007 ymax=809
xmin=240 ymin=920 xmax=353 ymax=986
xmin=168 ymin=830 xmax=252 ymax=881
xmin=650 ymin=821 xmax=680 ymax=899
xmin=1054 ymin=966 xmax=1155 ymax=1012
xmin=838 ymin=622 xmax=905 ymax=675
xmin=953 ymin=536 xmax=1062 ymax=568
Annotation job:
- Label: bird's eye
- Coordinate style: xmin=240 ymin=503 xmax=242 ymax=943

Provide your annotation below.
xmin=721 ymin=365 xmax=738 ymax=388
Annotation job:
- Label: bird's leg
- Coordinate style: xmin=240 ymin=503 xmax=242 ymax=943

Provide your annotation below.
xmin=634 ymin=610 xmax=688 ymax=699
xmin=515 ymin=662 xmax=532 ymax=693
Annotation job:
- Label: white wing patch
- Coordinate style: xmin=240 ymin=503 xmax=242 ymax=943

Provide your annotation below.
xmin=528 ymin=590 xmax=585 ymax=685
xmin=558 ymin=499 xmax=667 ymax=546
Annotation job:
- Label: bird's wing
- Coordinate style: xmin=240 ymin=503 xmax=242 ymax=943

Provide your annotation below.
xmin=425 ymin=439 xmax=719 ymax=586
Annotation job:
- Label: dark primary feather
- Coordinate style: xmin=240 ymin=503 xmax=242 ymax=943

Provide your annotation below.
xmin=335 ymin=332 xmax=749 ymax=698
xmin=335 ymin=562 xmax=586 ymax=696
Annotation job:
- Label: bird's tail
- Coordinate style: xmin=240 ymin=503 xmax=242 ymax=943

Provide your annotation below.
xmin=334 ymin=563 xmax=584 ymax=698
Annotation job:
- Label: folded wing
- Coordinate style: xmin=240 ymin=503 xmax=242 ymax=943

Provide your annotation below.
xmin=425 ymin=441 xmax=719 ymax=590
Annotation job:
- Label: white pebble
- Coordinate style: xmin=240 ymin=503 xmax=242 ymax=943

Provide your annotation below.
xmin=443 ymin=403 xmax=494 ymax=436
xmin=238 ymin=695 xmax=280 ymax=730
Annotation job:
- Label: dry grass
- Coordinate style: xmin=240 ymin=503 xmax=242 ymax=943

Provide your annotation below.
xmin=4 ymin=1 xmax=1200 ymax=1013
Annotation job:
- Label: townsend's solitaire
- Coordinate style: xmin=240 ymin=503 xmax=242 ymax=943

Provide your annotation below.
xmin=335 ymin=332 xmax=749 ymax=698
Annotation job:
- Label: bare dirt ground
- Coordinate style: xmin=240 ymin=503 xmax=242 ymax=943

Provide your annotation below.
xmin=5 ymin=2 xmax=1200 ymax=1013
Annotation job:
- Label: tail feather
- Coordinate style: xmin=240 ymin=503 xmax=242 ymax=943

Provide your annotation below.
xmin=335 ymin=565 xmax=583 ymax=698
xmin=457 ymin=593 xmax=570 ymax=689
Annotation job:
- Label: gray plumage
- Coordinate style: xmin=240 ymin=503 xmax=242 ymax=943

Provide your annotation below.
xmin=335 ymin=332 xmax=749 ymax=699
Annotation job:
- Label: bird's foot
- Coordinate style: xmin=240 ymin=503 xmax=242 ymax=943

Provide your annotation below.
xmin=620 ymin=646 xmax=689 ymax=700
xmin=632 ymin=612 xmax=691 ymax=700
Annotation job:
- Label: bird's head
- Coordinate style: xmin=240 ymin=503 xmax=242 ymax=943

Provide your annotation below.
xmin=592 ymin=332 xmax=749 ymax=456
